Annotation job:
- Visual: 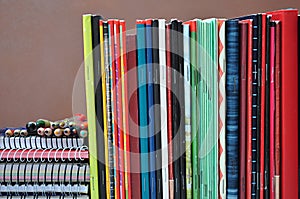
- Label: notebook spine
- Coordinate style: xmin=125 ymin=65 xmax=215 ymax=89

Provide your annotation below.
xmin=136 ymin=20 xmax=150 ymax=199
xmin=218 ymin=19 xmax=226 ymax=199
xmin=127 ymin=34 xmax=141 ymax=199
xmin=225 ymin=19 xmax=240 ymax=198
xmin=152 ymin=19 xmax=163 ymax=199
xmin=251 ymin=16 xmax=260 ymax=198
xmin=145 ymin=19 xmax=157 ymax=199
xmin=103 ymin=21 xmax=115 ymax=199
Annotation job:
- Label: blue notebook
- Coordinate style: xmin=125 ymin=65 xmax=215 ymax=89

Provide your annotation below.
xmin=225 ymin=19 xmax=240 ymax=198
xmin=170 ymin=19 xmax=181 ymax=199
xmin=145 ymin=19 xmax=157 ymax=199
xmin=136 ymin=20 xmax=150 ymax=199
xmin=152 ymin=19 xmax=162 ymax=199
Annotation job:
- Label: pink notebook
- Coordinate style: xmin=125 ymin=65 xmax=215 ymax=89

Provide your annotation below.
xmin=269 ymin=24 xmax=276 ymax=199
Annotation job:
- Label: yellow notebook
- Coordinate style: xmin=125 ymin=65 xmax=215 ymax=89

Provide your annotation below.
xmin=82 ymin=14 xmax=99 ymax=199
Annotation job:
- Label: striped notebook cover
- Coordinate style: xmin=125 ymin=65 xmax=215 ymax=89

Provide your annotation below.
xmin=225 ymin=19 xmax=240 ymax=198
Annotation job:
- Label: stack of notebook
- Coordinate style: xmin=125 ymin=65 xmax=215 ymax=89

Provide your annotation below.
xmin=83 ymin=8 xmax=298 ymax=199
xmin=82 ymin=9 xmax=298 ymax=199
xmin=0 ymin=115 xmax=90 ymax=198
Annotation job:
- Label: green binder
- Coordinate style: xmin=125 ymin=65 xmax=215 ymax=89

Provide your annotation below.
xmin=82 ymin=14 xmax=99 ymax=199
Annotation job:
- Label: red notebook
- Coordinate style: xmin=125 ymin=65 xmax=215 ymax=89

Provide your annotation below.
xmin=266 ymin=9 xmax=298 ymax=199
xmin=108 ymin=19 xmax=120 ymax=199
xmin=120 ymin=20 xmax=132 ymax=199
xmin=114 ymin=20 xmax=125 ymax=199
xmin=127 ymin=34 xmax=141 ymax=199
xmin=259 ymin=13 xmax=267 ymax=199
xmin=166 ymin=23 xmax=174 ymax=198
xmin=274 ymin=20 xmax=281 ymax=199
xmin=238 ymin=21 xmax=248 ymax=199
xmin=270 ymin=23 xmax=276 ymax=199
xmin=240 ymin=19 xmax=253 ymax=199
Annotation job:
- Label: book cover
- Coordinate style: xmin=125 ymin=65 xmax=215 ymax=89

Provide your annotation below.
xmin=183 ymin=22 xmax=192 ymax=199
xmin=225 ymin=19 xmax=240 ymax=198
xmin=166 ymin=23 xmax=174 ymax=199
xmin=170 ymin=19 xmax=181 ymax=199
xmin=145 ymin=19 xmax=157 ymax=199
xmin=274 ymin=20 xmax=281 ymax=199
xmin=152 ymin=19 xmax=162 ymax=199
xmin=108 ymin=19 xmax=120 ymax=199
xmin=210 ymin=19 xmax=219 ymax=199
xmin=199 ymin=19 xmax=219 ymax=199
xmin=188 ymin=20 xmax=198 ymax=199
xmin=127 ymin=34 xmax=141 ymax=199
xmin=266 ymin=9 xmax=298 ymax=199
xmin=91 ymin=15 xmax=106 ymax=199
xmin=259 ymin=14 xmax=267 ymax=199
xmin=158 ymin=19 xmax=169 ymax=199
xmin=236 ymin=15 xmax=262 ymax=196
xmin=136 ymin=20 xmax=150 ymax=199
xmin=82 ymin=14 xmax=99 ymax=199
xmin=177 ymin=21 xmax=186 ymax=199
xmin=217 ymin=19 xmax=226 ymax=199
xmin=269 ymin=21 xmax=276 ymax=199
xmin=238 ymin=20 xmax=247 ymax=199
xmin=99 ymin=20 xmax=110 ymax=199
xmin=120 ymin=20 xmax=132 ymax=199
xmin=103 ymin=21 xmax=115 ymax=198
xmin=241 ymin=19 xmax=253 ymax=199
xmin=113 ymin=20 xmax=125 ymax=199
xmin=264 ymin=15 xmax=271 ymax=199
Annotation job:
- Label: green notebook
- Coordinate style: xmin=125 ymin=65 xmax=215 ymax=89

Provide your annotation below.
xmin=82 ymin=14 xmax=99 ymax=199
xmin=198 ymin=19 xmax=218 ymax=199
xmin=196 ymin=19 xmax=204 ymax=199
xmin=190 ymin=20 xmax=199 ymax=199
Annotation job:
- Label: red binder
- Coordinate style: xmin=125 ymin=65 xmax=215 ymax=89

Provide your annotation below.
xmin=266 ymin=9 xmax=298 ymax=199
xmin=127 ymin=34 xmax=141 ymax=199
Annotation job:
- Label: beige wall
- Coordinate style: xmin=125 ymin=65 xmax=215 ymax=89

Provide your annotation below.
xmin=0 ymin=0 xmax=299 ymax=127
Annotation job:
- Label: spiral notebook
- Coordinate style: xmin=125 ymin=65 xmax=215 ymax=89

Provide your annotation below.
xmin=0 ymin=146 xmax=89 ymax=196
xmin=0 ymin=137 xmax=85 ymax=149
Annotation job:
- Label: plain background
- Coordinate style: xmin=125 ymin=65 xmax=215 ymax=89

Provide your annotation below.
xmin=0 ymin=0 xmax=299 ymax=127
